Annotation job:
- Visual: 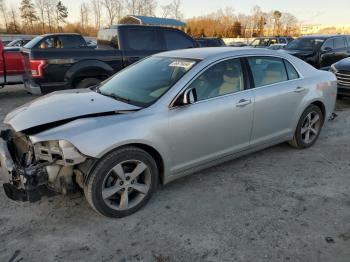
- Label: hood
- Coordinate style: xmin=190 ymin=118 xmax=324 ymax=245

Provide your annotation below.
xmin=281 ymin=49 xmax=314 ymax=58
xmin=4 ymin=89 xmax=141 ymax=132
xmin=333 ymin=57 xmax=350 ymax=71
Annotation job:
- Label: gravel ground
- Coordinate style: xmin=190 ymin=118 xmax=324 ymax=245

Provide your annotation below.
xmin=0 ymin=85 xmax=350 ymax=262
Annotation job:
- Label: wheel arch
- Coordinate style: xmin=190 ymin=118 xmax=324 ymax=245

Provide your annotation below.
xmin=64 ymin=60 xmax=114 ymax=87
xmin=310 ymin=100 xmax=326 ymax=120
xmin=90 ymin=142 xmax=166 ymax=185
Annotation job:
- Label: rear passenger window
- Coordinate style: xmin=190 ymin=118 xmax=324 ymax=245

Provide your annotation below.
xmin=284 ymin=60 xmax=299 ymax=80
xmin=247 ymin=57 xmax=288 ymax=87
xmin=125 ymin=28 xmax=163 ymax=51
xmin=38 ymin=37 xmax=62 ymax=49
xmin=334 ymin=38 xmax=346 ymax=49
xmin=60 ymin=36 xmax=86 ymax=48
xmin=164 ymin=30 xmax=194 ymax=50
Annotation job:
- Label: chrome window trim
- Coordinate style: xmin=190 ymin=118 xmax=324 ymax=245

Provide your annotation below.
xmin=169 ymin=54 xmax=304 ymax=108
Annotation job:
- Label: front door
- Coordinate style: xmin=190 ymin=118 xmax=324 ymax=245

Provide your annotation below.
xmin=167 ymin=58 xmax=254 ymax=173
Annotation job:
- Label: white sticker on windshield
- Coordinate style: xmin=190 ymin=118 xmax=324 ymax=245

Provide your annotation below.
xmin=169 ymin=60 xmax=195 ymax=69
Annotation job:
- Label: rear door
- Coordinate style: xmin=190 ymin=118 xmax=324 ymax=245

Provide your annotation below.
xmin=247 ymin=56 xmax=307 ymax=145
xmin=121 ymin=27 xmax=165 ymax=67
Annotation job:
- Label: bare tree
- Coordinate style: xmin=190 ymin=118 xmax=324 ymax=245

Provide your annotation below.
xmin=44 ymin=0 xmax=57 ymax=32
xmin=0 ymin=0 xmax=9 ymax=31
xmin=161 ymin=0 xmax=182 ymax=19
xmin=8 ymin=5 xmax=20 ymax=33
xmin=102 ymin=0 xmax=123 ymax=26
xmin=35 ymin=0 xmax=46 ymax=32
xmin=280 ymin=12 xmax=299 ymax=36
xmin=90 ymin=0 xmax=102 ymax=29
xmin=126 ymin=0 xmax=137 ymax=14
xmin=126 ymin=0 xmax=156 ymax=16
xmin=80 ymin=2 xmax=89 ymax=33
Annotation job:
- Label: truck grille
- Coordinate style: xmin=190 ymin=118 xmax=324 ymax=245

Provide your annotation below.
xmin=335 ymin=71 xmax=350 ymax=87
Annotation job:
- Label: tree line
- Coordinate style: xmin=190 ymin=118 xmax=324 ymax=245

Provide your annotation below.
xmin=186 ymin=7 xmax=300 ymax=38
xmin=0 ymin=0 xmax=300 ymax=38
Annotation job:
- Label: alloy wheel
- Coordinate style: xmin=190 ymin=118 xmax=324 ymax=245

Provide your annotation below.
xmin=102 ymin=160 xmax=151 ymax=211
xmin=300 ymin=111 xmax=322 ymax=144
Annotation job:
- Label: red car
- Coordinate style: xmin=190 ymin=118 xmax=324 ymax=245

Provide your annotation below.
xmin=0 ymin=40 xmax=25 ymax=86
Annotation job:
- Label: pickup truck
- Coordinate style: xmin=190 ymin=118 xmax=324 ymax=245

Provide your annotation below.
xmin=22 ymin=25 xmax=198 ymax=94
xmin=0 ymin=40 xmax=25 ymax=87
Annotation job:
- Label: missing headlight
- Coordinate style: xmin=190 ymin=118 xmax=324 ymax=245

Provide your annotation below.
xmin=34 ymin=140 xmax=86 ymax=165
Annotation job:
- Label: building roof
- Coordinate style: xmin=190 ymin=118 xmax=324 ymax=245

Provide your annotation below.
xmin=118 ymin=15 xmax=186 ymax=27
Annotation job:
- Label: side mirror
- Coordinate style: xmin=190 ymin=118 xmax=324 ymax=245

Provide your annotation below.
xmin=183 ymin=88 xmax=197 ymax=105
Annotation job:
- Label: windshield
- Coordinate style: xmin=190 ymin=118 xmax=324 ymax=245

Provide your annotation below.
xmin=98 ymin=57 xmax=197 ymax=107
xmin=285 ymin=38 xmax=325 ymax=51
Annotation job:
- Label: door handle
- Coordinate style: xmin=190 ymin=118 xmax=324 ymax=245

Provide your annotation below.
xmin=294 ymin=86 xmax=306 ymax=93
xmin=236 ymin=99 xmax=252 ymax=107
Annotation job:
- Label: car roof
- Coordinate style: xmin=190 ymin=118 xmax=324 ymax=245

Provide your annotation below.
xmin=156 ymin=47 xmax=288 ymax=60
xmin=40 ymin=33 xmax=82 ymax=37
xmin=299 ymin=34 xmax=350 ymax=39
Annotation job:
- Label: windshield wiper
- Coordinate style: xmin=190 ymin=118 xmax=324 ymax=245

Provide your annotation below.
xmin=101 ymin=92 xmax=132 ymax=103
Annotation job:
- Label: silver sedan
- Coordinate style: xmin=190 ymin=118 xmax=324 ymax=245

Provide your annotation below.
xmin=0 ymin=48 xmax=337 ymax=218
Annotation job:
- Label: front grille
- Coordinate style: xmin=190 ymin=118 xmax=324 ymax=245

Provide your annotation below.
xmin=335 ymin=71 xmax=350 ymax=87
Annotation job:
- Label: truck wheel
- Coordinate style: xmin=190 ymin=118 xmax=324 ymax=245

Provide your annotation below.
xmin=288 ymin=105 xmax=324 ymax=149
xmin=84 ymin=147 xmax=159 ymax=218
xmin=76 ymin=78 xmax=101 ymax=89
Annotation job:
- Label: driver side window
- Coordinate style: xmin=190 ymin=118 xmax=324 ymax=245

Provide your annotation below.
xmin=188 ymin=59 xmax=244 ymax=102
xmin=322 ymin=39 xmax=334 ymax=50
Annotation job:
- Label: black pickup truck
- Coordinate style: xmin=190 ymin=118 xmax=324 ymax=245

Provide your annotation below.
xmin=22 ymin=25 xmax=198 ymax=94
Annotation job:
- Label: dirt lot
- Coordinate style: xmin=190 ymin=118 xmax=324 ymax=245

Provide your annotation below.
xmin=0 ymin=85 xmax=350 ymax=262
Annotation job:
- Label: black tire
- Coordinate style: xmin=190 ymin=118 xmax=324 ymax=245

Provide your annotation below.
xmin=76 ymin=78 xmax=101 ymax=89
xmin=289 ymin=104 xmax=324 ymax=149
xmin=84 ymin=147 xmax=158 ymax=218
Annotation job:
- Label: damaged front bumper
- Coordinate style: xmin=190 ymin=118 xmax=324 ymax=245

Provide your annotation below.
xmin=0 ymin=132 xmax=56 ymax=202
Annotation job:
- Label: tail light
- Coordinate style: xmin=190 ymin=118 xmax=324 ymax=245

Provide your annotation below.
xmin=30 ymin=59 xmax=46 ymax=78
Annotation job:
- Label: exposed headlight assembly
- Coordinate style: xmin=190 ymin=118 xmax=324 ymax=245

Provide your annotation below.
xmin=34 ymin=140 xmax=86 ymax=166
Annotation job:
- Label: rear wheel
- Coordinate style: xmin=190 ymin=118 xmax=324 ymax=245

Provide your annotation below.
xmin=84 ymin=147 xmax=158 ymax=218
xmin=76 ymin=78 xmax=101 ymax=89
xmin=289 ymin=105 xmax=324 ymax=149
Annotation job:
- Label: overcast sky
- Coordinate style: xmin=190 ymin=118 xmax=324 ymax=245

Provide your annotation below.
xmin=9 ymin=0 xmax=350 ymax=25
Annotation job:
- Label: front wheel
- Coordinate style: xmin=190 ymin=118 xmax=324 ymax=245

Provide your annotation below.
xmin=76 ymin=78 xmax=101 ymax=89
xmin=84 ymin=147 xmax=159 ymax=218
xmin=289 ymin=105 xmax=324 ymax=149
